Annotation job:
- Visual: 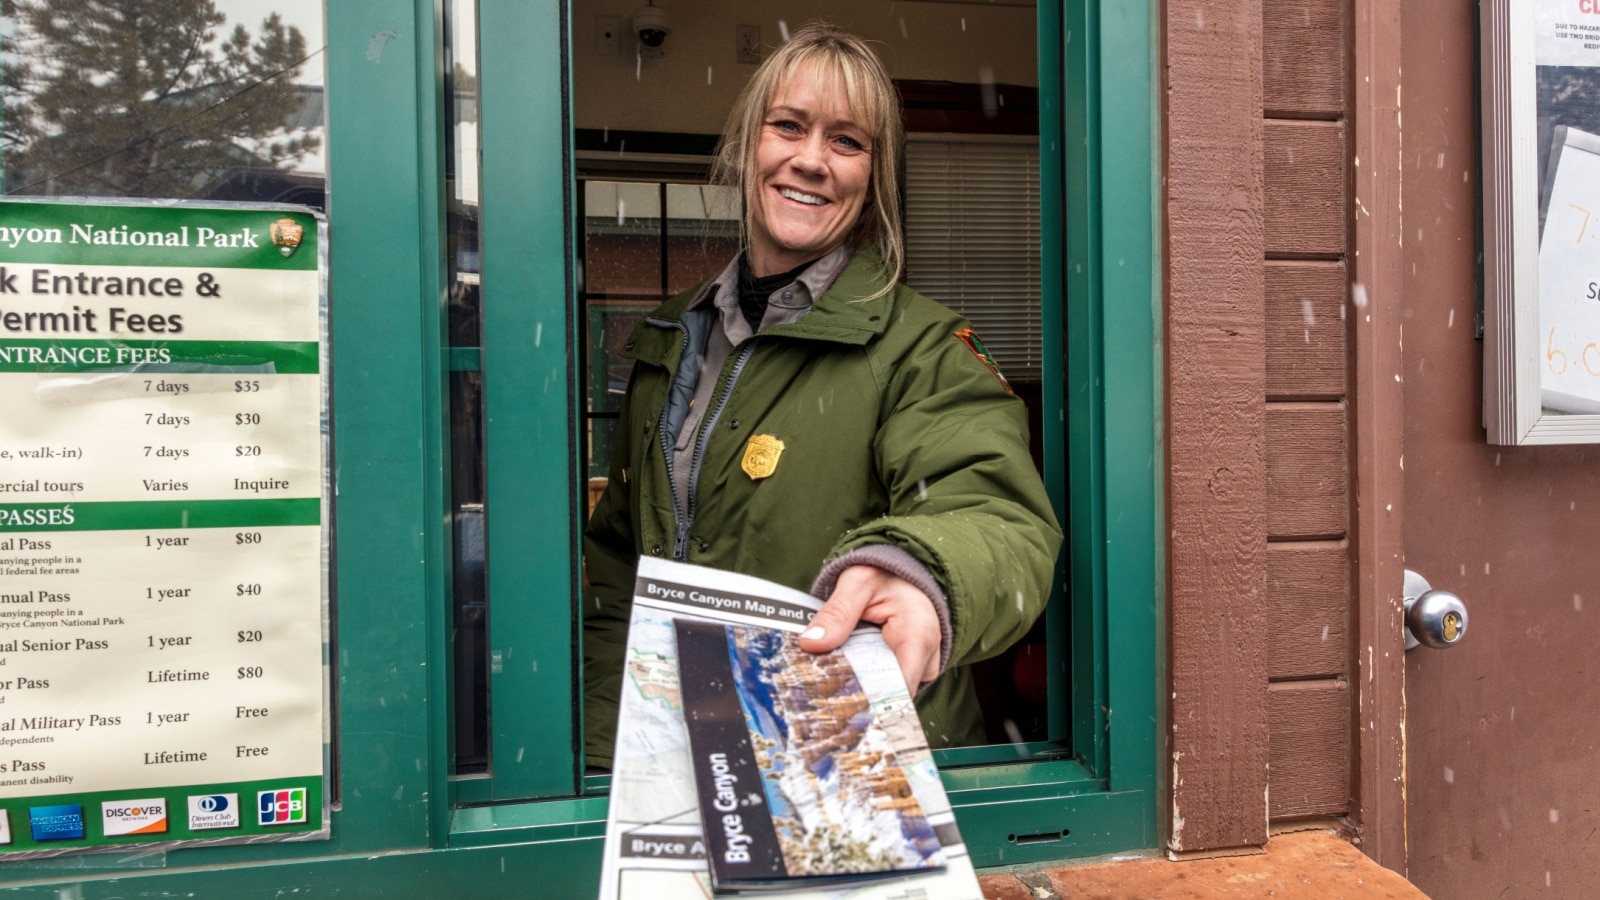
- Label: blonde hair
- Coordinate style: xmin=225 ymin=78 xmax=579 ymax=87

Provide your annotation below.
xmin=711 ymin=22 xmax=904 ymax=293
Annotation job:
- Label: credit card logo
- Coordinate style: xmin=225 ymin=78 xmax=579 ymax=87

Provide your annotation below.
xmin=101 ymin=798 xmax=168 ymax=836
xmin=257 ymin=788 xmax=306 ymax=826
xmin=0 ymin=809 xmax=11 ymax=845
xmin=186 ymin=793 xmax=240 ymax=831
xmin=28 ymin=804 xmax=83 ymax=841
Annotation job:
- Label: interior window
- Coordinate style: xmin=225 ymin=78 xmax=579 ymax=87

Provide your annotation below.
xmin=579 ymin=180 xmax=741 ymax=513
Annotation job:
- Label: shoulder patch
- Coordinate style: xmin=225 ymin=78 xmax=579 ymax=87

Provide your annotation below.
xmin=953 ymin=326 xmax=1012 ymax=393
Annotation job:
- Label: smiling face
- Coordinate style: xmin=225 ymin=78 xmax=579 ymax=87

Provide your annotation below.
xmin=746 ymin=62 xmax=874 ymax=277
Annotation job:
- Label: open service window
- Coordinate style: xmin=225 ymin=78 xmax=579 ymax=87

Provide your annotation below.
xmin=444 ymin=0 xmax=1160 ymax=871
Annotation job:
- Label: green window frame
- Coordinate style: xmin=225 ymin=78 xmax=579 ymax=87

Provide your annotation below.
xmin=0 ymin=0 xmax=1159 ymax=894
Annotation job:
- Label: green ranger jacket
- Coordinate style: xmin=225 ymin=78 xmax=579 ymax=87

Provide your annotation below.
xmin=582 ymin=251 xmax=1063 ymax=767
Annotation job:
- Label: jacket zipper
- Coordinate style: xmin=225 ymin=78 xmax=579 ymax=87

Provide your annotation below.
xmin=677 ymin=341 xmax=757 ymax=560
xmin=646 ymin=317 xmax=693 ymax=556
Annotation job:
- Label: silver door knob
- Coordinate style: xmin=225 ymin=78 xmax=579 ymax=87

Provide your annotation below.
xmin=1403 ymin=569 xmax=1469 ymax=650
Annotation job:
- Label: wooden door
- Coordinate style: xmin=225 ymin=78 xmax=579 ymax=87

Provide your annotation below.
xmin=1400 ymin=2 xmax=1600 ymax=895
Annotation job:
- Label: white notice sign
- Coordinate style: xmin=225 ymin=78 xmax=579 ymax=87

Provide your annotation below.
xmin=1536 ymin=0 xmax=1600 ymax=67
xmin=0 ymin=200 xmax=327 ymax=855
xmin=1538 ymin=127 xmax=1600 ymax=413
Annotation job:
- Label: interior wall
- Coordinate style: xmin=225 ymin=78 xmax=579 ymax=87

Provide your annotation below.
xmin=571 ymin=0 xmax=1038 ymax=134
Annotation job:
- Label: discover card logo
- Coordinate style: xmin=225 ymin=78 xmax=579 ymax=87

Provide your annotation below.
xmin=187 ymin=793 xmax=240 ymax=831
xmin=101 ymin=798 xmax=168 ymax=836
xmin=258 ymin=788 xmax=306 ymax=826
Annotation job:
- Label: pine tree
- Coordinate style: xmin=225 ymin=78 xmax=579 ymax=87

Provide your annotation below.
xmin=0 ymin=0 xmax=317 ymax=197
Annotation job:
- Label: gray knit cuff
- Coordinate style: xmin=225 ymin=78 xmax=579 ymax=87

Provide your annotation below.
xmin=810 ymin=544 xmax=952 ymax=680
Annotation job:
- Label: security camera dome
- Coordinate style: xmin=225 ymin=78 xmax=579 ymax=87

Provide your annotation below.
xmin=632 ymin=5 xmax=671 ymax=49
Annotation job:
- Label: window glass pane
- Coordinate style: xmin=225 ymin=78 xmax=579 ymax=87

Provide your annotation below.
xmin=580 ymin=180 xmax=736 ymax=488
xmin=450 ymin=378 xmax=487 ymax=775
xmin=584 ymin=181 xmax=663 ymax=296
xmin=0 ymin=0 xmax=347 ymax=797
xmin=1 ymin=0 xmax=327 ymax=208
xmin=445 ymin=0 xmax=488 ymax=777
xmin=447 ymin=0 xmax=481 ymax=347
xmin=665 ymin=182 xmax=739 ymax=293
xmin=586 ymin=300 xmax=649 ymax=411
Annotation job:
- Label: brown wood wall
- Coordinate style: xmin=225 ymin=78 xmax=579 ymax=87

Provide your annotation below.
xmin=1262 ymin=0 xmax=1353 ymax=823
xmin=1166 ymin=0 xmax=1355 ymax=853
xmin=1165 ymin=0 xmax=1268 ymax=853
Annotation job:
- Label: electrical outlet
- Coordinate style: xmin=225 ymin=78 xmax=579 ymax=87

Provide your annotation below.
xmin=596 ymin=15 xmax=620 ymax=56
xmin=737 ymin=24 xmax=761 ymax=64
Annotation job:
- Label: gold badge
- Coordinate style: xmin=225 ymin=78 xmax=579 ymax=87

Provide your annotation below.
xmin=269 ymin=218 xmax=305 ymax=258
xmin=741 ymin=434 xmax=785 ymax=480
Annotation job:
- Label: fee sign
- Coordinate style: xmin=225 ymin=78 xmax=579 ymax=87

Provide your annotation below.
xmin=0 ymin=200 xmax=328 ymax=855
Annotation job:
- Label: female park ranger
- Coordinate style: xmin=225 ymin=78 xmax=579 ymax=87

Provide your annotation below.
xmin=583 ymin=22 xmax=1061 ymax=765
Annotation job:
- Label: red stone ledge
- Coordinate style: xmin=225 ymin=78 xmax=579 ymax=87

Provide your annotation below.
xmin=978 ymin=831 xmax=1426 ymax=898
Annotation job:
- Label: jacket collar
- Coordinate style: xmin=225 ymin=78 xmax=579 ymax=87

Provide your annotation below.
xmin=764 ymin=250 xmax=896 ymax=345
xmin=623 ymin=248 xmax=895 ymax=365
xmin=692 ymin=244 xmax=850 ymax=317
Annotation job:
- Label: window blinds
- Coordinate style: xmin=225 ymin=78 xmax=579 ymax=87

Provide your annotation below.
xmin=904 ymin=138 xmax=1042 ymax=382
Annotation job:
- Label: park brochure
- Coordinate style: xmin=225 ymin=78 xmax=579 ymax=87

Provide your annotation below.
xmin=597 ymin=557 xmax=983 ymax=899
xmin=677 ymin=616 xmax=945 ymax=892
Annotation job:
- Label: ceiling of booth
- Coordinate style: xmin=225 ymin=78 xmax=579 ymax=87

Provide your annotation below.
xmin=572 ymin=0 xmax=1038 ymax=134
